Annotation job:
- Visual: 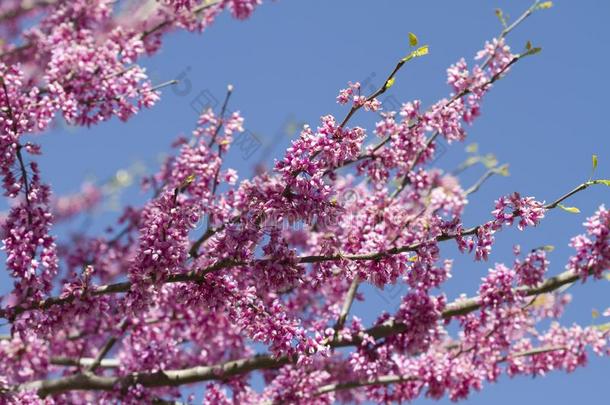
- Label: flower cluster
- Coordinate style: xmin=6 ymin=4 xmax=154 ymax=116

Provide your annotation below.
xmin=337 ymin=81 xmax=381 ymax=111
xmin=513 ymin=245 xmax=549 ymax=286
xmin=492 ymin=192 xmax=546 ymax=230
xmin=128 ymin=189 xmax=197 ymax=292
xmin=2 ymin=162 xmax=58 ymax=304
xmin=478 ymin=264 xmax=520 ymax=311
xmin=567 ymin=205 xmax=610 ymax=280
xmin=392 ymin=290 xmax=446 ymax=354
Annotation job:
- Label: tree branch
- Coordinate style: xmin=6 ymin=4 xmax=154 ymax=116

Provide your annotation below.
xmin=2 ymin=179 xmax=605 ymax=319
xmin=334 ymin=276 xmax=360 ymax=333
xmin=14 ymin=267 xmax=601 ymax=397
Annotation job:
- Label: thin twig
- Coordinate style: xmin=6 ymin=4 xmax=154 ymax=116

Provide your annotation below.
xmin=334 ymin=276 xmax=360 ymax=333
xmin=464 ymin=164 xmax=509 ymax=196
xmin=85 ymin=318 xmax=128 ymax=373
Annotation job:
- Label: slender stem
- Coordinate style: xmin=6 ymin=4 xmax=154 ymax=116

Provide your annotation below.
xmin=501 ymin=1 xmax=540 ymax=39
xmin=334 ymin=276 xmax=360 ymax=332
xmin=147 ymin=80 xmax=178 ymax=93
xmin=85 ymin=318 xmax=128 ymax=373
xmin=1 ymin=78 xmax=32 ymax=223
xmin=390 ymin=131 xmax=439 ymax=199
xmin=464 ymin=164 xmax=509 ymax=196
xmin=191 ymin=86 xmax=234 ymax=258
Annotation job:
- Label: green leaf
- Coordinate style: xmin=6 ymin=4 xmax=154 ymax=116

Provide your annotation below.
xmin=595 ymin=322 xmax=610 ymax=332
xmin=385 ymin=77 xmax=396 ymax=89
xmin=463 ymin=156 xmax=480 ymax=167
xmin=532 ymin=245 xmax=555 ymax=253
xmin=558 ymin=204 xmax=580 ymax=214
xmin=178 ymin=174 xmax=196 ymax=192
xmin=414 ymin=45 xmax=429 ymax=57
xmin=592 ymin=154 xmax=598 ymax=171
xmin=482 ymin=153 xmax=499 ymax=169
xmin=465 ymin=143 xmax=478 ymax=154
xmin=596 ymin=180 xmax=610 ymax=187
xmin=402 ymin=45 xmax=429 ymax=62
xmin=537 ymin=1 xmax=553 ymax=10
xmin=496 ymin=164 xmax=510 ymax=177
xmin=524 ymin=46 xmax=542 ymax=57
xmin=408 ymin=32 xmax=418 ymax=47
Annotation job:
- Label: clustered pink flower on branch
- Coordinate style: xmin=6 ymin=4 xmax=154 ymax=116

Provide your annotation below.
xmin=0 ymin=1 xmax=608 ymax=403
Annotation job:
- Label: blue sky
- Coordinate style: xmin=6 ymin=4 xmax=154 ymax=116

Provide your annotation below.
xmin=2 ymin=0 xmax=609 ymax=403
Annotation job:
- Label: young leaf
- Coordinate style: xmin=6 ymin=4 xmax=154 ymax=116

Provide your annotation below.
xmin=402 ymin=45 xmax=429 ymax=62
xmin=532 ymin=245 xmax=555 ymax=253
xmin=466 ymin=143 xmax=478 ymax=154
xmin=537 ymin=1 xmax=553 ymax=10
xmin=526 ymin=40 xmax=532 ymax=50
xmin=592 ymin=308 xmax=600 ymax=319
xmin=595 ymin=323 xmax=610 ymax=332
xmin=523 ymin=46 xmax=542 ymax=57
xmin=482 ymin=153 xmax=499 ymax=169
xmin=596 ymin=180 xmax=610 ymax=187
xmin=592 ymin=154 xmax=598 ymax=171
xmin=558 ymin=204 xmax=580 ymax=214
xmin=414 ymin=45 xmax=429 ymax=56
xmin=496 ymin=164 xmax=510 ymax=177
xmin=408 ymin=32 xmax=418 ymax=47
xmin=385 ymin=77 xmax=396 ymax=89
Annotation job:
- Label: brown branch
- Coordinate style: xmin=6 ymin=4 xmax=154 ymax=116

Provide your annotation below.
xmin=13 ymin=267 xmax=601 ymax=397
xmin=19 ymin=354 xmax=289 ymax=397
